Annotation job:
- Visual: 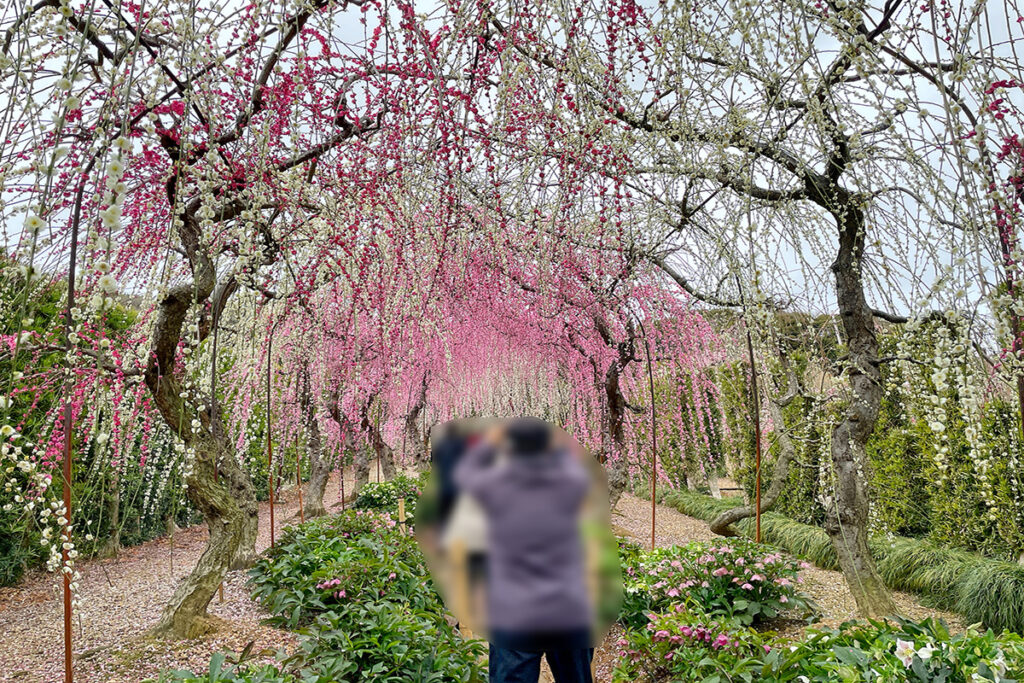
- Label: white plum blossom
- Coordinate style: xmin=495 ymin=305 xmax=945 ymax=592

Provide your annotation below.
xmin=24 ymin=214 xmax=44 ymax=235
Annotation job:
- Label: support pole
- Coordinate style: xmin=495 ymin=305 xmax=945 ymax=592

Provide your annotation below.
xmin=737 ymin=279 xmax=763 ymax=543
xmin=296 ymin=436 xmax=304 ymax=524
xmin=211 ymin=302 xmax=224 ymax=602
xmin=336 ymin=401 xmax=346 ymax=511
xmin=637 ymin=317 xmax=658 ymax=552
xmin=267 ymin=324 xmax=275 ymax=549
xmin=60 ymin=171 xmax=87 ymax=683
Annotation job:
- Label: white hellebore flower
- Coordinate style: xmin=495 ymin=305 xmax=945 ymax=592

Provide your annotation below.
xmin=0 ymin=397 xmax=11 ymax=411
xmin=895 ymin=639 xmax=916 ymax=667
xmin=916 ymin=643 xmax=936 ymax=661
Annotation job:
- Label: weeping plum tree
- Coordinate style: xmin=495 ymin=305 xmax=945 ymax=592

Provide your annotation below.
xmin=0 ymin=0 xmax=451 ymax=637
xmin=444 ymin=0 xmax=1024 ymax=616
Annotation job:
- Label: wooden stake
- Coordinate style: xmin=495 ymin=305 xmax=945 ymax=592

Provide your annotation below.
xmin=211 ymin=316 xmax=225 ymax=602
xmin=61 ymin=168 xmax=88 ymax=683
xmin=397 ymin=498 xmax=406 ymax=532
xmin=297 ymin=440 xmax=305 ymax=524
xmin=267 ymin=326 xmax=275 ymax=549
xmin=638 ymin=317 xmax=659 ymax=552
xmin=740 ymin=296 xmax=763 ymax=543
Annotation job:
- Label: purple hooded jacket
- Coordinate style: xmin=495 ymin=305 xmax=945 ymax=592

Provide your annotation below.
xmin=453 ymin=441 xmax=592 ymax=638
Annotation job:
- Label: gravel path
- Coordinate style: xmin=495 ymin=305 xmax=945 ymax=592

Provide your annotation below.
xmin=1 ymin=480 xmax=964 ymax=683
xmin=0 ymin=466 xmax=378 ymax=683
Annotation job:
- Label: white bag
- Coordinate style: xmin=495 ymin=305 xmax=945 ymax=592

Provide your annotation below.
xmin=440 ymin=492 xmax=489 ymax=554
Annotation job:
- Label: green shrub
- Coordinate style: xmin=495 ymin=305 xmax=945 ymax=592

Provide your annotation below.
xmin=618 ymin=538 xmax=815 ymax=628
xmin=353 ymin=473 xmax=425 ymax=521
xmin=284 ymin=602 xmax=486 ymax=682
xmin=612 ymin=608 xmax=768 ymax=682
xmin=762 ymin=617 xmax=1024 ymax=682
xmin=160 ymin=509 xmax=486 ymax=683
xmin=248 ymin=510 xmax=432 ymax=628
xmin=660 ymin=489 xmax=1024 ymax=634
xmin=614 ymin=612 xmax=1024 ymax=682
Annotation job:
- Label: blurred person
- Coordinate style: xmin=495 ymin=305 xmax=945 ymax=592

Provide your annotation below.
xmin=454 ymin=416 xmax=596 ymax=683
xmin=417 ymin=419 xmax=492 ymax=631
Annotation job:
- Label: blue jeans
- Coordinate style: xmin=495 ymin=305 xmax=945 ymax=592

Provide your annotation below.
xmin=488 ymin=643 xmax=594 ymax=683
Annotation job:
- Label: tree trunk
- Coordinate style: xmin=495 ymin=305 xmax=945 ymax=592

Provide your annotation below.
xmin=360 ymin=398 xmax=397 ymax=480
xmin=822 ymin=195 xmax=898 ymax=617
xmin=98 ymin=468 xmax=120 ymax=559
xmin=710 ymin=398 xmax=795 ymax=536
xmin=149 ymin=426 xmax=257 ymax=637
xmin=298 ymin=365 xmax=330 ymax=518
xmin=404 ymin=375 xmax=430 ymax=471
xmin=144 ymin=267 xmax=258 ymax=638
xmin=353 ymin=446 xmax=371 ymax=494
xmin=604 ymin=352 xmax=630 ymax=509
xmin=303 ymin=434 xmax=330 ymax=519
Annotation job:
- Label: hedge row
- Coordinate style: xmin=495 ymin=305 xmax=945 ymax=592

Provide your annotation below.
xmin=660 ymin=489 xmax=1024 ymax=635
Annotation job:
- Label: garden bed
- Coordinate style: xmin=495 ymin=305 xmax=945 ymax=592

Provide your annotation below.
xmin=660 ymin=489 xmax=1024 ymax=635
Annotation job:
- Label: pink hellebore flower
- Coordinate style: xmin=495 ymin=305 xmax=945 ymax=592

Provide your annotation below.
xmin=741 ymin=583 xmax=754 ymax=590
xmin=712 ymin=567 xmax=729 ymax=577
xmin=667 ymin=588 xmax=680 ymax=597
xmin=654 ymin=630 xmax=670 ymax=640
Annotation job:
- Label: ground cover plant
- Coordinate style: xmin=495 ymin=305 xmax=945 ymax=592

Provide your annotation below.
xmin=352 ymin=473 xmax=428 ymax=522
xmin=661 ymin=489 xmax=1024 ymax=634
xmin=619 ymin=539 xmax=815 ymax=629
xmin=156 ymin=509 xmax=486 ymax=682
xmin=614 ymin=541 xmax=1024 ymax=683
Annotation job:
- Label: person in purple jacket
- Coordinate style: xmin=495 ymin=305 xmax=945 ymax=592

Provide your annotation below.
xmin=453 ymin=416 xmax=595 ymax=683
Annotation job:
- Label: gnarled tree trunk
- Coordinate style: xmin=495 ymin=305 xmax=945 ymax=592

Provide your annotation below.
xmin=360 ymin=396 xmax=397 ymax=480
xmin=823 ymin=196 xmax=898 ymax=617
xmin=404 ymin=374 xmax=430 ymax=471
xmin=603 ymin=356 xmax=630 ymax=509
xmin=98 ymin=467 xmax=120 ymax=559
xmin=298 ymin=364 xmax=330 ymax=518
xmin=144 ymin=249 xmax=258 ymax=638
xmin=710 ymin=394 xmax=796 ymax=536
